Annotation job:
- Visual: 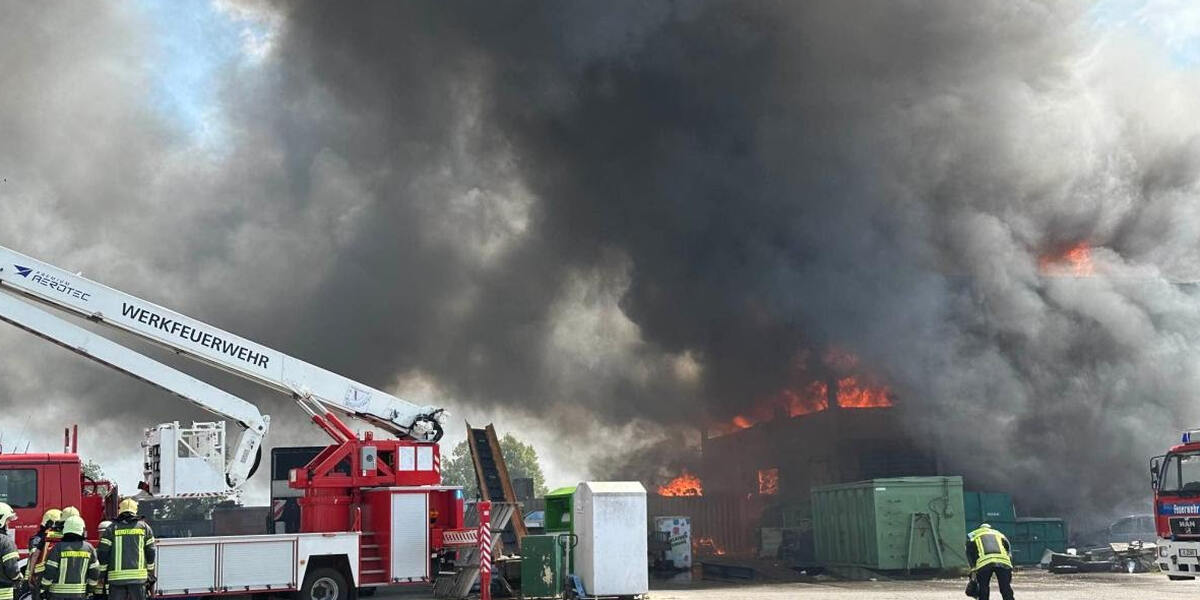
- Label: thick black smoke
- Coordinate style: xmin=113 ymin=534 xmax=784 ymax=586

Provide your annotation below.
xmin=3 ymin=1 xmax=1200 ymax=521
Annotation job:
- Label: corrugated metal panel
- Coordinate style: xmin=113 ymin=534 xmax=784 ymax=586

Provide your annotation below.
xmin=812 ymin=477 xmax=967 ymax=571
xmin=647 ymin=494 xmax=767 ymax=558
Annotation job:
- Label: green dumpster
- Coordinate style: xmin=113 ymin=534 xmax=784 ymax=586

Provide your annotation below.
xmin=521 ymin=534 xmax=566 ymax=598
xmin=544 ymin=486 xmax=576 ymax=570
xmin=812 ymin=476 xmax=968 ymax=572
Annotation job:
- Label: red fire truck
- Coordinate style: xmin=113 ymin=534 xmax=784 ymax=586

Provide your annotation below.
xmin=1150 ymin=429 xmax=1200 ymax=580
xmin=0 ymin=245 xmax=491 ymax=599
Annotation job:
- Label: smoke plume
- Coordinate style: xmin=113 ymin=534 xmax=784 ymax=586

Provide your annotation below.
xmin=2 ymin=0 xmax=1200 ymax=520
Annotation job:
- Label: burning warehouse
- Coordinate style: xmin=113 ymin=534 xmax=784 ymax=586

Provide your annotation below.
xmin=700 ymin=380 xmax=936 ymax=502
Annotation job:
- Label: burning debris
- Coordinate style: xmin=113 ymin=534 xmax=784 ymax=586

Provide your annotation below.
xmin=757 ymin=468 xmax=779 ymax=496
xmin=658 ymin=470 xmax=704 ymax=497
xmin=696 ymin=536 xmax=727 ymax=557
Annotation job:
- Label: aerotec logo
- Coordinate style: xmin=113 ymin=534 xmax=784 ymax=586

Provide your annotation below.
xmin=14 ymin=265 xmax=31 ymax=278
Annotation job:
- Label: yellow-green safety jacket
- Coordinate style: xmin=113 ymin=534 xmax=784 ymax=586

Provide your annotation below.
xmin=40 ymin=537 xmax=99 ymax=600
xmin=968 ymin=526 xmax=1013 ymax=571
xmin=32 ymin=530 xmax=62 ymax=580
xmin=98 ymin=516 xmax=156 ymax=585
xmin=0 ymin=531 xmax=21 ymax=600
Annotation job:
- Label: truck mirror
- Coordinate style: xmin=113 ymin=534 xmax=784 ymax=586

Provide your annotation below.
xmin=1151 ymin=456 xmax=1164 ymax=489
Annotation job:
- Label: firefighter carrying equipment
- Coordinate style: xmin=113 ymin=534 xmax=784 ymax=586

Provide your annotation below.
xmin=969 ymin=524 xmax=1013 ymax=571
xmin=40 ymin=531 xmax=99 ymax=600
xmin=98 ymin=514 xmax=156 ymax=585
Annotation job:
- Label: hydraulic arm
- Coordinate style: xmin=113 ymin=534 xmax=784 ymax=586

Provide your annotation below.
xmin=0 ymin=245 xmax=446 ymax=441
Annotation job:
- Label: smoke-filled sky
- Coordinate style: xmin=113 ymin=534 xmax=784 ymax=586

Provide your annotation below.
xmin=3 ymin=0 xmax=1200 ymax=520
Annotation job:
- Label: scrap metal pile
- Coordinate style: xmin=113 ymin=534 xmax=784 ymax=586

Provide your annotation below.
xmin=1046 ymin=542 xmax=1158 ymax=574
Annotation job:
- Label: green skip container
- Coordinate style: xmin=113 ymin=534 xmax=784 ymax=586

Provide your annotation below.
xmin=812 ymin=476 xmax=968 ymax=572
xmin=1009 ymin=517 xmax=1068 ymax=565
xmin=521 ymin=534 xmax=567 ymax=598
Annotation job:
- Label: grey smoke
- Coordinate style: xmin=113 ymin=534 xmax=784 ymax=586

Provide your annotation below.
xmin=2 ymin=1 xmax=1200 ymax=522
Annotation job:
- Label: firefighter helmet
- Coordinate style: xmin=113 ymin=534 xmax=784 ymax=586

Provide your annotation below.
xmin=41 ymin=508 xmax=62 ymax=526
xmin=0 ymin=503 xmax=15 ymax=528
xmin=119 ymin=497 xmax=138 ymax=515
xmin=61 ymin=506 xmax=80 ymax=519
xmin=63 ymin=515 xmax=85 ymax=537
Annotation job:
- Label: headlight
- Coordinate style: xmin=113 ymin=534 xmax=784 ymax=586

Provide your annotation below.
xmin=1162 ymin=546 xmax=1170 ymax=557
xmin=1180 ymin=548 xmax=1198 ymax=557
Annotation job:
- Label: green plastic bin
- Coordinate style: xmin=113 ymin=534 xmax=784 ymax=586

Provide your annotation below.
xmin=521 ymin=534 xmax=566 ymax=598
xmin=543 ymin=486 xmax=576 ymax=571
xmin=812 ymin=476 xmax=968 ymax=572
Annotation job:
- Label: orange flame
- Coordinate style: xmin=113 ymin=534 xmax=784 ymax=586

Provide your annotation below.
xmin=836 ymin=376 xmax=893 ymax=408
xmin=758 ymin=468 xmax=779 ymax=495
xmin=658 ymin=470 xmax=703 ymax=497
xmin=1039 ymin=242 xmax=1095 ymax=277
xmin=697 ymin=536 xmax=727 ymax=556
xmin=731 ymin=415 xmax=753 ymax=429
xmin=782 ymin=380 xmax=829 ymax=416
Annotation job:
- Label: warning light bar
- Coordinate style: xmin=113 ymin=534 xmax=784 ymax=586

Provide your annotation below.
xmin=1183 ymin=430 xmax=1200 ymax=444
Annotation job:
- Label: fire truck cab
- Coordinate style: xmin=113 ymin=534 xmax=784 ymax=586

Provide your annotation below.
xmin=0 ymin=452 xmax=116 ymax=555
xmin=1151 ymin=430 xmax=1200 ymax=580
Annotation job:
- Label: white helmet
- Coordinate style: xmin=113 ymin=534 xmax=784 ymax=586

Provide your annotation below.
xmin=0 ymin=503 xmax=15 ymax=528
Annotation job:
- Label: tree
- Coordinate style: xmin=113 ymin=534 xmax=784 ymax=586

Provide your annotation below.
xmin=81 ymin=460 xmax=105 ymax=481
xmin=441 ymin=433 xmax=549 ymax=499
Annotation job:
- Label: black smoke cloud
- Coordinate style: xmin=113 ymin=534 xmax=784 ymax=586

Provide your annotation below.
xmin=2 ymin=1 xmax=1200 ymax=520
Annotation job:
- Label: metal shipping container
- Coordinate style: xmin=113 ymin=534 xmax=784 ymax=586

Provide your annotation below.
xmin=812 ymin=476 xmax=967 ymax=571
xmin=646 ymin=493 xmax=768 ymax=558
xmin=1010 ymin=517 xmax=1067 ymax=565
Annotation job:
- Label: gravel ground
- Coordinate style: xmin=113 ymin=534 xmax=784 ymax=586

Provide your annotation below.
xmin=383 ymin=570 xmax=1200 ymax=598
xmin=647 ymin=571 xmax=1194 ymax=599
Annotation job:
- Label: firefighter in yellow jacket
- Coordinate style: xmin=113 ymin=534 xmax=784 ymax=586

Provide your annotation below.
xmin=29 ymin=509 xmax=63 ymax=600
xmin=966 ymin=524 xmax=1015 ymax=600
xmin=0 ymin=504 xmax=23 ymax=600
xmin=40 ymin=515 xmax=99 ymax=600
xmin=98 ymin=498 xmax=156 ymax=600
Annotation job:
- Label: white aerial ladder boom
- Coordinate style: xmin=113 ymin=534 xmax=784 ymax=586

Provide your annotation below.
xmin=0 ymin=244 xmax=448 ymax=493
xmin=0 ymin=291 xmax=267 ymax=492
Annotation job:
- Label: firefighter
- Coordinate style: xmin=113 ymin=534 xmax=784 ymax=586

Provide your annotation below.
xmin=0 ymin=503 xmax=23 ymax=600
xmin=966 ymin=523 xmax=1015 ymax=600
xmin=40 ymin=515 xmax=99 ymax=600
xmin=98 ymin=498 xmax=155 ymax=600
xmin=29 ymin=509 xmax=63 ymax=600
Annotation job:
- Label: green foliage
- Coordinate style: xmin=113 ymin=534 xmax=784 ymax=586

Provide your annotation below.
xmin=441 ymin=433 xmax=549 ymax=500
xmin=81 ymin=460 xmax=105 ymax=481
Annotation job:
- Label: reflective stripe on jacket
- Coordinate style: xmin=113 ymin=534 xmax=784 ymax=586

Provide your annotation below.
xmin=98 ymin=517 xmax=156 ymax=584
xmin=34 ymin=531 xmax=62 ymax=575
xmin=41 ymin=539 xmax=99 ymax=599
xmin=970 ymin=528 xmax=1013 ymax=570
xmin=0 ymin=534 xmax=21 ymax=600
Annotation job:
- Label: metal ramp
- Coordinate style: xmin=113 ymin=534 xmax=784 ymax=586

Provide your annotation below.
xmin=433 ymin=501 xmax=520 ymax=598
xmin=466 ymin=424 xmax=529 ymax=541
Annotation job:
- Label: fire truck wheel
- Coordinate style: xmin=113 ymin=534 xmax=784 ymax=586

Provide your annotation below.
xmin=301 ymin=567 xmax=349 ymax=600
xmin=1169 ymin=575 xmax=1196 ymax=581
